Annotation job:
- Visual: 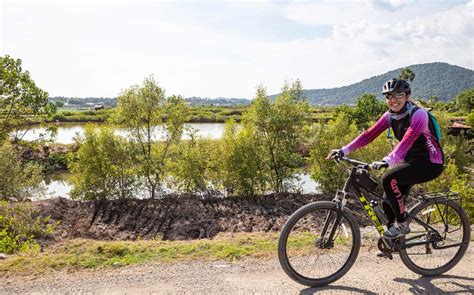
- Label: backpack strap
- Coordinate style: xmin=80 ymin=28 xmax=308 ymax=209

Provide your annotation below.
xmin=407 ymin=106 xmax=419 ymax=125
xmin=409 ymin=106 xmax=441 ymax=143
xmin=387 ymin=116 xmax=393 ymax=141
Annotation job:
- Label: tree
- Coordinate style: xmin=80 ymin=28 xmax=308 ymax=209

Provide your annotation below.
xmin=209 ymin=119 xmax=267 ymax=196
xmin=454 ymin=88 xmax=474 ymax=113
xmin=0 ymin=55 xmax=53 ymax=143
xmin=399 ymin=67 xmax=415 ymax=82
xmin=167 ymin=128 xmax=211 ymax=193
xmin=112 ymin=76 xmax=188 ymax=199
xmin=54 ymin=101 xmax=65 ymax=108
xmin=466 ymin=111 xmax=474 ymax=127
xmin=69 ymin=125 xmax=138 ymax=200
xmin=0 ymin=142 xmax=44 ymax=201
xmin=243 ymin=80 xmax=310 ymax=193
xmin=335 ymin=93 xmax=386 ymax=130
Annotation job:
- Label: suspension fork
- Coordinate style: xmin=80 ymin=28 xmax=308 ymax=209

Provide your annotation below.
xmin=319 ymin=177 xmax=352 ymax=247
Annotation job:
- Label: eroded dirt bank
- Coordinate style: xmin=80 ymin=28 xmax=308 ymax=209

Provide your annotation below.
xmin=34 ymin=193 xmax=369 ymax=241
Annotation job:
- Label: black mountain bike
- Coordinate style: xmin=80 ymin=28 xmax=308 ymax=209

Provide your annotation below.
xmin=278 ymin=156 xmax=471 ymax=287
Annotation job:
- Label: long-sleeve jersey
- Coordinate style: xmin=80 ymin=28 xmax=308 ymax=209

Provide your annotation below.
xmin=341 ymin=109 xmax=443 ymax=167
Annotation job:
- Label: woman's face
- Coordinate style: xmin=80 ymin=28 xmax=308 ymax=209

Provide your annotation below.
xmin=385 ymin=92 xmax=409 ymax=112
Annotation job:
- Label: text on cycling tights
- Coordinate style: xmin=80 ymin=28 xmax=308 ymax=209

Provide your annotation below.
xmin=381 ymin=159 xmax=443 ymax=223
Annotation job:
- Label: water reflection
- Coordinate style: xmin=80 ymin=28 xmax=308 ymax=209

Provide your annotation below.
xmin=41 ymin=172 xmax=320 ymax=200
xmin=44 ymin=172 xmax=73 ymax=199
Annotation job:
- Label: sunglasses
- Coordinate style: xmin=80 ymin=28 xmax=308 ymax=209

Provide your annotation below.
xmin=385 ymin=92 xmax=406 ymax=100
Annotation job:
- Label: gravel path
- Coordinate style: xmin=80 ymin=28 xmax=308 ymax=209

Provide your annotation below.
xmin=1 ymin=244 xmax=473 ymax=294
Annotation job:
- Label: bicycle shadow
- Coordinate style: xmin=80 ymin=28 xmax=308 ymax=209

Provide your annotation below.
xmin=299 ymin=285 xmax=377 ymax=295
xmin=298 ymin=274 xmax=474 ymax=294
xmin=393 ymin=274 xmax=474 ymax=294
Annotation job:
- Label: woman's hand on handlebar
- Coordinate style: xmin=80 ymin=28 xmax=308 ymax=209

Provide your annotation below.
xmin=326 ymin=149 xmax=344 ymax=160
xmin=370 ymin=160 xmax=388 ymax=170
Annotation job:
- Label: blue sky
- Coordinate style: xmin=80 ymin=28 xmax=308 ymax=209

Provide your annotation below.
xmin=1 ymin=0 xmax=473 ymax=98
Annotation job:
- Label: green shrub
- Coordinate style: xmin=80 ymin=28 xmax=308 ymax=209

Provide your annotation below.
xmin=0 ymin=201 xmax=55 ymax=254
xmin=421 ymin=163 xmax=474 ymax=222
xmin=50 ymin=114 xmax=67 ymax=121
xmin=466 ymin=111 xmax=474 ymax=126
xmin=0 ymin=143 xmax=45 ymax=201
xmin=208 ymin=119 xmax=267 ymax=196
xmin=69 ymin=125 xmax=138 ymax=200
xmin=243 ymin=81 xmax=310 ymax=193
xmin=454 ymin=88 xmax=474 ymax=113
xmin=334 ymin=93 xmax=386 ymax=129
xmin=167 ymin=130 xmax=212 ymax=193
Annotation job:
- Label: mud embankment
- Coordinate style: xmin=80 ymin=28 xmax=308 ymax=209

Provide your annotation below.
xmin=34 ymin=193 xmax=369 ymax=242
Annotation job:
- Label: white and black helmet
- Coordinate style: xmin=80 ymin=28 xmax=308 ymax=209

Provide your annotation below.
xmin=382 ymin=78 xmax=411 ymax=95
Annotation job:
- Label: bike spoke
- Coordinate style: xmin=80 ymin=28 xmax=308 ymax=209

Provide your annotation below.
xmin=404 ymin=202 xmax=466 ymax=271
xmin=284 ymin=208 xmax=355 ymax=280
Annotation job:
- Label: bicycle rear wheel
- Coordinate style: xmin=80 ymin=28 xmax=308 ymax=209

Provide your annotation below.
xmin=400 ymin=198 xmax=471 ymax=276
xmin=278 ymin=201 xmax=361 ymax=287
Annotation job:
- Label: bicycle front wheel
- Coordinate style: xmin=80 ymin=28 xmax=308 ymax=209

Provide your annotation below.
xmin=400 ymin=198 xmax=471 ymax=276
xmin=278 ymin=201 xmax=361 ymax=287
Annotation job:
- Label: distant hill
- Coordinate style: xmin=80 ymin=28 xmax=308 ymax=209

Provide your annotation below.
xmin=287 ymin=62 xmax=474 ymax=105
xmin=50 ymin=62 xmax=473 ymax=107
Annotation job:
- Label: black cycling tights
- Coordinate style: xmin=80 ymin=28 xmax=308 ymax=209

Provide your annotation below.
xmin=381 ymin=159 xmax=443 ymax=224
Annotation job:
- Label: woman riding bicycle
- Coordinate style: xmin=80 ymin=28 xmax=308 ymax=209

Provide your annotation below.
xmin=327 ymin=78 xmax=444 ymax=239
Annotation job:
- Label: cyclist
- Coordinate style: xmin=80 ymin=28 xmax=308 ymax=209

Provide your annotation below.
xmin=327 ymin=78 xmax=444 ymax=239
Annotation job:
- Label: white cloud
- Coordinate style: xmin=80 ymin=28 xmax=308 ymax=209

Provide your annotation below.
xmin=1 ymin=1 xmax=472 ymax=98
xmin=369 ymin=0 xmax=414 ymax=10
xmin=251 ymin=0 xmax=474 ymax=93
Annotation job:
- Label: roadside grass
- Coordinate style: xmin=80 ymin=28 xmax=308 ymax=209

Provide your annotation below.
xmin=0 ymin=232 xmax=280 ymax=276
xmin=0 ymin=230 xmax=361 ymax=277
xmin=2 ymin=228 xmax=471 ymax=277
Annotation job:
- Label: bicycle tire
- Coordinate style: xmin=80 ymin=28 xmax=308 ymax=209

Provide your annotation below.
xmin=399 ymin=198 xmax=471 ymax=276
xmin=278 ymin=201 xmax=361 ymax=287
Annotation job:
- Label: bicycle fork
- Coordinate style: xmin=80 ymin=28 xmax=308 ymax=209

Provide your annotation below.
xmin=317 ymin=180 xmax=351 ymax=249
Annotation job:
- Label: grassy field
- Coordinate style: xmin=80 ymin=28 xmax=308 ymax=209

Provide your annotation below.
xmin=0 ymin=231 xmax=355 ymax=276
xmin=0 ymin=233 xmax=278 ymax=276
xmin=39 ymin=106 xmax=334 ymax=124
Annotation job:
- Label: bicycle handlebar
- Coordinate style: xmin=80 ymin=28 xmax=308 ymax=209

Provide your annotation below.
xmin=333 ymin=155 xmax=388 ymax=171
xmin=338 ymin=156 xmax=370 ymax=169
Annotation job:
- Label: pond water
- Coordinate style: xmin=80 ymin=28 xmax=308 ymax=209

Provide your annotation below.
xmin=44 ymin=172 xmax=73 ymax=199
xmin=26 ymin=123 xmax=321 ymax=198
xmin=42 ymin=172 xmax=320 ymax=199
xmin=18 ymin=122 xmax=227 ymax=144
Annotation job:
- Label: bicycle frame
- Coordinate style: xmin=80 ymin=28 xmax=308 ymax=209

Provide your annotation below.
xmin=322 ymin=157 xmax=466 ymax=251
xmin=343 ymin=165 xmax=386 ymax=235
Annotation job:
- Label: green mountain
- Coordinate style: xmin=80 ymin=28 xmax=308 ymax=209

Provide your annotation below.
xmin=50 ymin=62 xmax=473 ymax=107
xmin=287 ymin=62 xmax=474 ymax=105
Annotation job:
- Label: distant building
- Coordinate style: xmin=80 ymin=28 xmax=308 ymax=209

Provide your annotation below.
xmin=448 ymin=121 xmax=471 ymax=137
xmin=94 ymin=104 xmax=104 ymax=111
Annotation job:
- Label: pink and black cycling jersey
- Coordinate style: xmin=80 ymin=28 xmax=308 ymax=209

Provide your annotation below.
xmin=341 ymin=107 xmax=443 ymax=167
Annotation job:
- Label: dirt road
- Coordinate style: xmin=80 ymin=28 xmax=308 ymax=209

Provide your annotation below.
xmin=2 ymin=244 xmax=473 ymax=294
